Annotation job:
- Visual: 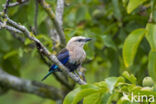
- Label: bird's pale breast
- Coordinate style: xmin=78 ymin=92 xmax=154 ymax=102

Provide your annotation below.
xmin=69 ymin=47 xmax=86 ymax=64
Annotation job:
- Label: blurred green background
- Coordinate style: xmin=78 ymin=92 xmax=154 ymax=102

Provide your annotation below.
xmin=0 ymin=0 xmax=154 ymax=103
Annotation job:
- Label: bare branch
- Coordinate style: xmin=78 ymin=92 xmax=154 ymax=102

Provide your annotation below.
xmin=0 ymin=68 xmax=63 ymax=100
xmin=3 ymin=0 xmax=10 ymax=14
xmin=39 ymin=0 xmax=66 ymax=45
xmin=1 ymin=14 xmax=86 ymax=85
xmin=0 ymin=22 xmax=22 ymax=34
xmin=2 ymin=0 xmax=29 ymax=8
xmin=56 ymin=0 xmax=64 ymax=27
xmin=45 ymin=0 xmax=64 ymax=47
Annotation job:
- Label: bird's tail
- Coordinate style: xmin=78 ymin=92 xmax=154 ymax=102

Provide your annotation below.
xmin=41 ymin=71 xmax=53 ymax=81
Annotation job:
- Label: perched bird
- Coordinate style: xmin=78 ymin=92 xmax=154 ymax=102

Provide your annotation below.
xmin=41 ymin=36 xmax=91 ymax=81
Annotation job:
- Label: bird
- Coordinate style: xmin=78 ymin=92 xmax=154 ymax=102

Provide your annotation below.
xmin=41 ymin=36 xmax=92 ymax=81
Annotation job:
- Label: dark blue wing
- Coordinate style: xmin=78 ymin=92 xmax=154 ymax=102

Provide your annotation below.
xmin=41 ymin=49 xmax=69 ymax=81
xmin=57 ymin=48 xmax=69 ymax=64
xmin=49 ymin=48 xmax=69 ymax=71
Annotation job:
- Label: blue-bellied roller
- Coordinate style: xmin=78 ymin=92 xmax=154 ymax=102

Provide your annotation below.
xmin=41 ymin=36 xmax=91 ymax=81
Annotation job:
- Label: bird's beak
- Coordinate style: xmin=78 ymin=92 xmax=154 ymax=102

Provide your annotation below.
xmin=85 ymin=38 xmax=92 ymax=42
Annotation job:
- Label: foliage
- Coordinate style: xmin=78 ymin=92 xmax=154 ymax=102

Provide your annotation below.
xmin=64 ymin=71 xmax=156 ymax=104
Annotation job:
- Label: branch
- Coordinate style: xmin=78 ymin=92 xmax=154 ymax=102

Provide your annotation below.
xmin=39 ymin=0 xmax=66 ymax=44
xmin=56 ymin=0 xmax=64 ymax=27
xmin=3 ymin=0 xmax=10 ymax=14
xmin=34 ymin=0 xmax=38 ymax=34
xmin=0 ymin=68 xmax=63 ymax=100
xmin=0 ymin=14 xmax=86 ymax=85
xmin=45 ymin=0 xmax=64 ymax=47
xmin=0 ymin=22 xmax=22 ymax=34
xmin=2 ymin=0 xmax=29 ymax=8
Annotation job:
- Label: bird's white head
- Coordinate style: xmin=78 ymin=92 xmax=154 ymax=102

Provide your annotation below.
xmin=66 ymin=36 xmax=92 ymax=49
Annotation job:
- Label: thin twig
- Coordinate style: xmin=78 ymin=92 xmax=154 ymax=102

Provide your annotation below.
xmin=0 ymin=22 xmax=22 ymax=33
xmin=2 ymin=0 xmax=29 ymax=8
xmin=45 ymin=0 xmax=65 ymax=47
xmin=3 ymin=0 xmax=10 ymax=14
xmin=34 ymin=0 xmax=38 ymax=34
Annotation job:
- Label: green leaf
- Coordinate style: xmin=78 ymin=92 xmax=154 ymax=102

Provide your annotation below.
xmin=112 ymin=0 xmax=122 ymax=21
xmin=0 ymin=36 xmax=10 ymax=52
xmin=27 ymin=0 xmax=35 ymax=26
xmin=3 ymin=50 xmax=18 ymax=60
xmin=83 ymin=92 xmax=102 ymax=104
xmin=105 ymin=77 xmax=119 ymax=93
xmin=31 ymin=48 xmax=37 ymax=57
xmin=38 ymin=6 xmax=47 ymax=25
xmin=145 ymin=23 xmax=156 ymax=51
xmin=24 ymin=38 xmax=33 ymax=45
xmin=85 ymin=40 xmax=95 ymax=60
xmin=151 ymin=0 xmax=156 ymax=23
xmin=72 ymin=89 xmax=99 ymax=104
xmin=123 ymin=28 xmax=146 ymax=67
xmin=117 ymin=97 xmax=131 ymax=104
xmin=127 ymin=0 xmax=147 ymax=14
xmin=76 ymin=6 xmax=87 ymax=23
xmin=122 ymin=71 xmax=136 ymax=84
xmin=100 ymin=93 xmax=112 ymax=104
xmin=102 ymin=35 xmax=117 ymax=51
xmin=63 ymin=87 xmax=81 ymax=104
xmin=2 ymin=58 xmax=20 ymax=76
xmin=95 ymin=81 xmax=108 ymax=89
xmin=36 ymin=34 xmax=52 ymax=42
xmin=0 ymin=0 xmax=6 ymax=11
xmin=18 ymin=48 xmax=23 ymax=58
xmin=122 ymin=0 xmax=129 ymax=7
xmin=63 ymin=84 xmax=99 ymax=104
xmin=148 ymin=51 xmax=156 ymax=82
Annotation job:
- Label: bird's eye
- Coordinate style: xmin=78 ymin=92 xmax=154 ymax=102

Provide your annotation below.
xmin=77 ymin=39 xmax=83 ymax=42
